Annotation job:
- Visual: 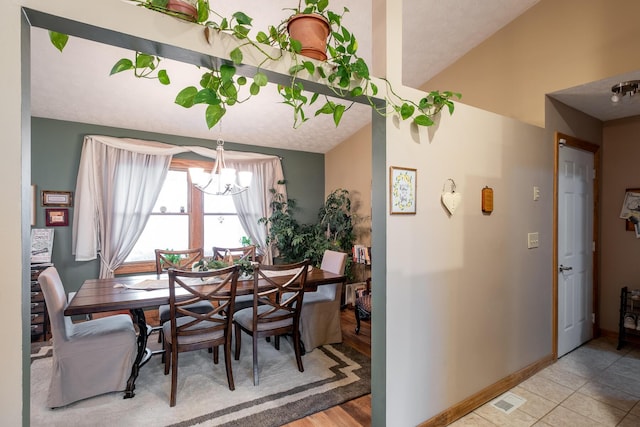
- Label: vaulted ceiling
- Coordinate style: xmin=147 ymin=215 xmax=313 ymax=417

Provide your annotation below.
xmin=39 ymin=1 xmax=634 ymax=155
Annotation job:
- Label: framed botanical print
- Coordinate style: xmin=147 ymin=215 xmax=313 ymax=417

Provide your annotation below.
xmin=390 ymin=166 xmax=417 ymax=214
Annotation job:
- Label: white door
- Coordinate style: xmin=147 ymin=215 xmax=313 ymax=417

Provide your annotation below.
xmin=558 ymin=144 xmax=594 ymax=357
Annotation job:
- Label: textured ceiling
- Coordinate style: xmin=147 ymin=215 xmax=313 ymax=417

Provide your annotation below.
xmin=31 ymin=1 xmax=546 ymax=154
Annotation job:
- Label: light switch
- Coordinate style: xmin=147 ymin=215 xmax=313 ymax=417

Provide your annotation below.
xmin=527 ymin=232 xmax=539 ymax=249
xmin=533 ymin=186 xmax=540 ymax=201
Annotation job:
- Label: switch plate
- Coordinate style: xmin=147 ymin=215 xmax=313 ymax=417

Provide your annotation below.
xmin=533 ymin=186 xmax=540 ymax=201
xmin=527 ymin=232 xmax=539 ymax=249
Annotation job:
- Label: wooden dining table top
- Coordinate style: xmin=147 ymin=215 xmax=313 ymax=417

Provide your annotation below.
xmin=64 ymin=267 xmax=345 ymax=316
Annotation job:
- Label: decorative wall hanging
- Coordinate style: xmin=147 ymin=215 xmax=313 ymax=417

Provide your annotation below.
xmin=481 ymin=186 xmax=494 ymax=214
xmin=42 ymin=190 xmax=74 ymax=207
xmin=390 ymin=166 xmax=417 ymax=214
xmin=45 ymin=208 xmax=69 ymax=227
xmin=441 ymin=178 xmax=461 ymax=215
xmin=620 ymin=188 xmax=640 ymax=232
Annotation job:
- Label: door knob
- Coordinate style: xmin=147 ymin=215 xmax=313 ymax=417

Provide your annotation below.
xmin=559 ymin=264 xmax=573 ymax=272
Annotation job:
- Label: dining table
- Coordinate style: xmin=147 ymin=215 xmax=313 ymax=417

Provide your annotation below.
xmin=64 ymin=266 xmax=346 ymax=398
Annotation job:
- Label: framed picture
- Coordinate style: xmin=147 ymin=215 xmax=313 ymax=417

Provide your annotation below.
xmin=42 ymin=190 xmax=73 ymax=207
xmin=390 ymin=166 xmax=417 ymax=214
xmin=45 ymin=208 xmax=69 ymax=227
xmin=621 ymin=188 xmax=640 ymax=231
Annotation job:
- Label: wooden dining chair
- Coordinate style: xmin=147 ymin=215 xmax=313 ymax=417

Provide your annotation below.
xmin=155 ymin=248 xmax=212 ymax=348
xmin=233 ymin=260 xmax=309 ymax=386
xmin=163 ymin=265 xmax=239 ymax=406
xmin=213 ymin=245 xmax=257 ymax=313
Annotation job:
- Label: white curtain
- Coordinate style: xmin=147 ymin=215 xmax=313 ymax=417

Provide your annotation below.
xmin=72 ymin=135 xmax=284 ymax=275
xmin=230 ymin=159 xmax=287 ymax=265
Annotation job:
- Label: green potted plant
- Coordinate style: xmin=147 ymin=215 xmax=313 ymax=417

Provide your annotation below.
xmin=259 ymin=186 xmax=356 ymax=278
xmin=51 ymin=0 xmax=461 ymax=131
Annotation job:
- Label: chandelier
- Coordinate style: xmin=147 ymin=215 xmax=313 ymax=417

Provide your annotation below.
xmin=188 ymin=139 xmax=252 ymax=196
xmin=610 ymin=80 xmax=640 ymax=103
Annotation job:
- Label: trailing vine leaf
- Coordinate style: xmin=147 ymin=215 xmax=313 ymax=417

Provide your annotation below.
xmin=193 ymin=88 xmax=220 ymax=105
xmin=175 ymin=86 xmax=198 ymax=108
xmin=220 ymin=64 xmax=236 ymax=83
xmin=48 ymin=31 xmax=68 ymax=52
xmin=333 ymin=104 xmax=345 ymax=126
xmin=206 ymin=104 xmax=225 ymax=128
xmin=158 ymin=69 xmax=170 ymax=85
xmin=110 ymin=59 xmax=134 ymax=75
xmin=254 ymin=72 xmax=268 ymax=87
xmin=400 ymin=103 xmax=414 ymax=120
xmin=229 ymin=47 xmax=243 ymax=65
xmin=413 ymin=115 xmax=433 ymax=127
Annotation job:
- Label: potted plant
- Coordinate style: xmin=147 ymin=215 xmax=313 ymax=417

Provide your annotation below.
xmin=259 ymin=186 xmax=356 ymax=278
xmin=50 ymin=0 xmax=461 ymax=131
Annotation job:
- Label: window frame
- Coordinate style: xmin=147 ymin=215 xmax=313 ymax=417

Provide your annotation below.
xmin=115 ymin=158 xmax=211 ymax=275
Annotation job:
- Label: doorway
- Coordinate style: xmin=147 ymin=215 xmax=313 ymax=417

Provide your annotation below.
xmin=554 ymin=132 xmax=600 ymax=358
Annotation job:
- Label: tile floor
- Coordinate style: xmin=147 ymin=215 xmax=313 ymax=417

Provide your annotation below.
xmin=450 ymin=337 xmax=640 ymax=426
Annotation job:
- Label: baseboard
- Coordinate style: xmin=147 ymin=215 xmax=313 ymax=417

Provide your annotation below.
xmin=418 ymin=353 xmax=555 ymax=426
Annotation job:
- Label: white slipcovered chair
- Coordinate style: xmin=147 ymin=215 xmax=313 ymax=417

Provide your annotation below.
xmin=37 ymin=267 xmax=137 ymax=408
xmin=299 ymin=250 xmax=347 ymax=352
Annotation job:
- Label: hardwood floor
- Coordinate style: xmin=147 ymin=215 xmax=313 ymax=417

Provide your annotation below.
xmin=283 ymin=306 xmax=372 ymax=427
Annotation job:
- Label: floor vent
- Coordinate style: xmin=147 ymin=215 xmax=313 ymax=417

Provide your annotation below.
xmin=489 ymin=392 xmax=526 ymax=415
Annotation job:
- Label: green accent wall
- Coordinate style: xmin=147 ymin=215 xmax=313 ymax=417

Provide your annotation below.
xmin=31 ymin=117 xmax=325 ymax=293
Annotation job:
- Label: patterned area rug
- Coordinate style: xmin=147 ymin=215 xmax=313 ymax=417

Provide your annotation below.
xmin=30 ymin=334 xmax=370 ymax=427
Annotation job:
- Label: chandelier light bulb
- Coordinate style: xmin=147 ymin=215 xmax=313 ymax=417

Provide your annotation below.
xmin=188 ymin=139 xmax=252 ymax=196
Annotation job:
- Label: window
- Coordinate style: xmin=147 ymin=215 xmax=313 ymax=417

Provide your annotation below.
xmin=118 ymin=158 xmax=247 ymax=273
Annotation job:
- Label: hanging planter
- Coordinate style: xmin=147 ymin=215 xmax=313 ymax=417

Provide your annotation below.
xmin=287 ymin=13 xmax=330 ymax=61
xmin=166 ymin=0 xmax=198 ymax=22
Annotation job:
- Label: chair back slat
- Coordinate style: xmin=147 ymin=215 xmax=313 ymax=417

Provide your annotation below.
xmin=212 ymin=245 xmax=256 ymax=263
xmin=167 ymin=265 xmax=239 ymax=339
xmin=155 ymin=248 xmax=204 ymax=274
xmin=252 ymin=260 xmax=309 ymax=329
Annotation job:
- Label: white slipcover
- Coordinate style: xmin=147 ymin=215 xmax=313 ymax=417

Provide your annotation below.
xmin=38 ymin=267 xmax=137 ymax=407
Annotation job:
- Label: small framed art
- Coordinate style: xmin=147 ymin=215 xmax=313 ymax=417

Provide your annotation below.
xmin=42 ymin=190 xmax=73 ymax=207
xmin=390 ymin=166 xmax=417 ymax=214
xmin=45 ymin=208 xmax=69 ymax=227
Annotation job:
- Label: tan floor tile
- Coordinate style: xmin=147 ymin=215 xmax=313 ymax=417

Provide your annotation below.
xmin=474 ymin=404 xmax=537 ymax=427
xmin=561 ymin=344 xmax=621 ymax=372
xmin=578 ymin=380 xmax=638 ymax=412
xmin=631 ymin=400 xmax=640 ymax=417
xmin=595 ymin=369 xmax=640 ymax=398
xmin=560 ymin=392 xmax=625 ymax=426
xmin=532 ymin=422 xmax=554 ymax=427
xmin=519 ymin=375 xmax=574 ymax=404
xmin=448 ymin=412 xmax=497 ymax=426
xmin=510 ymin=386 xmax=556 ymax=419
xmin=538 ymin=364 xmax=588 ymax=390
xmin=618 ymin=413 xmax=640 ymax=427
xmin=605 ymin=356 xmax=640 ymax=383
xmin=540 ymin=406 xmax=603 ymax=427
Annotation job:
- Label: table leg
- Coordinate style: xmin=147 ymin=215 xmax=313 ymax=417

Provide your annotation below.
xmin=124 ymin=308 xmax=149 ymax=398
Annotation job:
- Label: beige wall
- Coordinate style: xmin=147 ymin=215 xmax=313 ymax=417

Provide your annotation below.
xmin=601 ymin=117 xmax=640 ymax=332
xmin=423 ymin=0 xmax=640 ymax=128
xmin=325 ymin=125 xmax=372 ymax=246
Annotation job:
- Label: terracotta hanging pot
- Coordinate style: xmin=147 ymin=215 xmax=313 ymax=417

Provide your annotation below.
xmin=166 ymin=0 xmax=198 ymax=22
xmin=287 ymin=14 xmax=330 ymax=61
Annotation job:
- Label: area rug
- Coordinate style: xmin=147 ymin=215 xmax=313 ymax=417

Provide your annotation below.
xmin=30 ymin=334 xmax=370 ymax=427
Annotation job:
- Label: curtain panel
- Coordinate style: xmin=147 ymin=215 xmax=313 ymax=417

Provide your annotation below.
xmin=72 ymin=135 xmax=285 ymax=277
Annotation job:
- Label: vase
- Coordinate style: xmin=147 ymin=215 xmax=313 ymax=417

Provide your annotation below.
xmin=287 ymin=14 xmax=330 ymax=61
xmin=166 ymin=0 xmax=198 ymax=22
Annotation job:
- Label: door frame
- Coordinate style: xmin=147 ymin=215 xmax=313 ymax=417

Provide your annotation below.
xmin=553 ymin=132 xmax=600 ymax=359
